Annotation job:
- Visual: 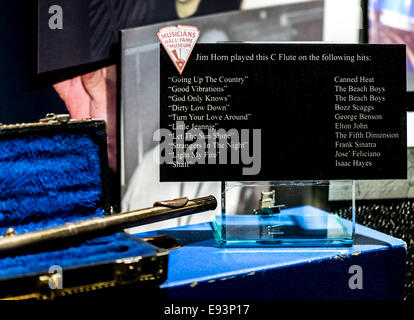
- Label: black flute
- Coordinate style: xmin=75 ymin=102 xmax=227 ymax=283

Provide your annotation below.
xmin=0 ymin=195 xmax=217 ymax=256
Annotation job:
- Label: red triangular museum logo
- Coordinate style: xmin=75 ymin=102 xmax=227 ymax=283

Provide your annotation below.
xmin=157 ymin=25 xmax=200 ymax=75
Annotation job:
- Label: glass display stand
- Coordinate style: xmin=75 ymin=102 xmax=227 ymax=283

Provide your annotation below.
xmin=211 ymin=180 xmax=356 ymax=247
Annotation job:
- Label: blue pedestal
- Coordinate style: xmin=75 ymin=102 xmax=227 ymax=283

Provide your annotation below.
xmin=136 ymin=222 xmax=406 ymax=300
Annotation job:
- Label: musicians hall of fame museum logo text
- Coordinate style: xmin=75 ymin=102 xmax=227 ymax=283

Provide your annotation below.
xmin=157 ymin=25 xmax=200 ymax=75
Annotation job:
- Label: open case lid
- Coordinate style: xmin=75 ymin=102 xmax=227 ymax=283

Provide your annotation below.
xmin=0 ymin=114 xmax=112 ymax=234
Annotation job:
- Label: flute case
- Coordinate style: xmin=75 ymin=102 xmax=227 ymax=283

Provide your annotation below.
xmin=0 ymin=114 xmax=168 ymax=299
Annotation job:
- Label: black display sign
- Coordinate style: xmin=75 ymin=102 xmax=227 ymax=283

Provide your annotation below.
xmin=159 ymin=43 xmax=407 ymax=182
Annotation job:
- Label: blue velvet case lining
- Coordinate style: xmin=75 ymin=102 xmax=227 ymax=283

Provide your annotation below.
xmin=0 ymin=133 xmax=104 ymax=234
xmin=0 ymin=233 xmax=156 ymax=280
xmin=0 ymin=132 xmax=155 ymax=280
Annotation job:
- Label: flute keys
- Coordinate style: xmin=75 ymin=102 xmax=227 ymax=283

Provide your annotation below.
xmin=4 ymin=228 xmax=15 ymax=237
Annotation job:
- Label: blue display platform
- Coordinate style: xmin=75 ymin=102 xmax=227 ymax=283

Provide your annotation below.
xmin=136 ymin=222 xmax=407 ymax=300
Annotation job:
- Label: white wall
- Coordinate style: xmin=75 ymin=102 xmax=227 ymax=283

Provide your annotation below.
xmin=243 ymin=0 xmax=311 ymax=9
xmin=323 ymin=0 xmax=361 ymax=42
xmin=243 ymin=0 xmax=362 ymax=43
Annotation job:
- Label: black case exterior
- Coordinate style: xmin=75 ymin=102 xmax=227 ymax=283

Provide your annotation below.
xmin=0 ymin=115 xmax=169 ymax=300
